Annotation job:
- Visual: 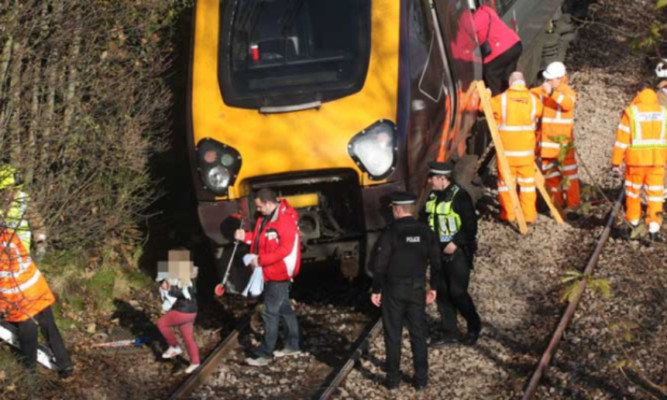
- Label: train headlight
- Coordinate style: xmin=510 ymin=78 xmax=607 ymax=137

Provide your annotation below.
xmin=348 ymin=120 xmax=398 ymax=180
xmin=207 ymin=166 xmax=231 ymax=189
xmin=196 ymin=138 xmax=242 ymax=195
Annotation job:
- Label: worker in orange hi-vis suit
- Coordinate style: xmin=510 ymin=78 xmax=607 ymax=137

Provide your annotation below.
xmin=611 ymin=88 xmax=667 ymax=242
xmin=490 ymin=71 xmax=543 ymax=223
xmin=531 ymin=62 xmax=579 ymax=213
xmin=0 ymin=228 xmax=73 ymax=377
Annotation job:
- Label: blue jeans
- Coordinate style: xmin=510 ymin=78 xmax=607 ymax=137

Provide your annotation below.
xmin=256 ymin=281 xmax=300 ymax=357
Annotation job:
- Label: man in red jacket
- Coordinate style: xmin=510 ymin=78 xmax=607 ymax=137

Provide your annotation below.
xmin=234 ymin=188 xmax=302 ymax=366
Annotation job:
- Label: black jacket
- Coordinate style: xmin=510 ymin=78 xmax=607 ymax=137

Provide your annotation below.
xmin=372 ymin=217 xmax=442 ymax=294
xmin=168 ymin=281 xmax=198 ymax=314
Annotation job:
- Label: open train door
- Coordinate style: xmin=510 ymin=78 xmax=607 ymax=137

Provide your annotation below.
xmin=420 ymin=0 xmax=484 ymax=203
xmin=405 ymin=0 xmax=460 ymax=200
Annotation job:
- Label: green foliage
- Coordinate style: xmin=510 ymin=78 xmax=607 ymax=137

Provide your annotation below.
xmin=39 ymin=250 xmax=154 ymax=329
xmin=629 ymin=21 xmax=667 ymax=54
xmin=560 ymin=270 xmax=612 ymax=303
xmin=124 ymin=267 xmax=154 ymax=291
xmin=656 ymin=0 xmax=667 ymax=10
xmin=609 ymin=319 xmax=637 ymax=343
xmin=0 ymin=0 xmax=195 ymax=258
xmin=89 ymin=267 xmax=116 ymax=311
xmin=543 ymin=135 xmax=576 ymax=192
xmin=588 ymin=277 xmax=612 ymax=299
xmin=545 ymin=134 xmax=574 ymax=164
xmin=560 ymin=270 xmax=585 ymax=303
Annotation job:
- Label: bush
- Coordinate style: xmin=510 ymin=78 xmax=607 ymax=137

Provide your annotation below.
xmin=0 ymin=0 xmax=194 ymax=256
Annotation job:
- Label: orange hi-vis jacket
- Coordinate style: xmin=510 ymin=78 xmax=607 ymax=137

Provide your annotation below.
xmin=612 ymin=89 xmax=667 ymax=167
xmin=532 ymin=77 xmax=576 ymax=158
xmin=490 ymin=83 xmax=543 ymax=166
xmin=0 ymin=229 xmax=55 ymax=322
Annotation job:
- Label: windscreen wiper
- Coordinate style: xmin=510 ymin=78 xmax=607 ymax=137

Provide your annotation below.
xmin=280 ymin=0 xmax=305 ymax=35
xmin=236 ymin=0 xmax=262 ymax=34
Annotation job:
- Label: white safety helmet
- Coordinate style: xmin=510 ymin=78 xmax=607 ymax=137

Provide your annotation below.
xmin=656 ymin=59 xmax=667 ymax=78
xmin=543 ymin=61 xmax=567 ymax=80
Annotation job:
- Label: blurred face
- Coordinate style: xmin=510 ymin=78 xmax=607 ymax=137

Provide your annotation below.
xmin=255 ymin=198 xmax=277 ymax=216
xmin=428 ymin=174 xmax=450 ymax=190
xmin=547 ymin=77 xmax=562 ymax=88
xmin=391 ymin=204 xmax=413 ymax=218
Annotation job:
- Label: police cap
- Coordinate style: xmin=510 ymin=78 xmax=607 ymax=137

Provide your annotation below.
xmin=428 ymin=161 xmax=454 ymax=176
xmin=389 ymin=191 xmax=417 ymax=205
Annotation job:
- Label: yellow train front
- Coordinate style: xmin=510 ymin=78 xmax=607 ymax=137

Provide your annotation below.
xmin=187 ymin=0 xmax=565 ymax=277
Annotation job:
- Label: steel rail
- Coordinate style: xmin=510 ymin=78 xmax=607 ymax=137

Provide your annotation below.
xmin=168 ymin=308 xmax=378 ymax=400
xmin=168 ymin=313 xmax=251 ymax=400
xmin=522 ymin=188 xmax=625 ymax=400
xmin=316 ymin=317 xmax=383 ymax=400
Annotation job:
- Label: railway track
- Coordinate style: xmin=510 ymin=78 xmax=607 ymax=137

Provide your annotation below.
xmin=330 ymin=188 xmax=658 ymax=398
xmin=522 ymin=189 xmax=625 ymax=399
xmin=168 ymin=311 xmax=253 ymax=400
xmin=169 ymin=189 xmax=655 ymax=400
xmin=167 ymin=297 xmax=380 ymax=399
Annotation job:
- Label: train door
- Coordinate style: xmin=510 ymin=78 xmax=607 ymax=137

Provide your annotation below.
xmin=406 ymin=0 xmax=457 ymax=195
xmin=410 ymin=0 xmax=484 ymax=201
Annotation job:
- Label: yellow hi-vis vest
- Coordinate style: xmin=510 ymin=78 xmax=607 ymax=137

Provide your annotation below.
xmin=626 ymin=106 xmax=667 ymax=166
xmin=3 ymin=191 xmax=32 ymax=253
xmin=613 ymin=89 xmax=667 ymax=167
xmin=425 ymin=185 xmax=462 ymax=243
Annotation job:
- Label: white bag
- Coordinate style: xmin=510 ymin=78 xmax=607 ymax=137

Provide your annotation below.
xmin=242 ymin=267 xmax=264 ymax=297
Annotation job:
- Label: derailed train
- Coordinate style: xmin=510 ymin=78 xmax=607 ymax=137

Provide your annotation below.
xmin=186 ymin=0 xmax=577 ymax=284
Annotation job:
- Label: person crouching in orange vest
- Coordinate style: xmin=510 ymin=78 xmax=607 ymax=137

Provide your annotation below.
xmin=532 ymin=62 xmax=580 ymax=214
xmin=489 ymin=71 xmax=543 ymax=223
xmin=611 ymin=88 xmax=667 ymax=242
xmin=0 ymin=228 xmax=73 ymax=377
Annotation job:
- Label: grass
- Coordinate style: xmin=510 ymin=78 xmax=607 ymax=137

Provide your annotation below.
xmin=88 ymin=267 xmax=116 ymax=313
xmin=0 ymin=348 xmax=50 ymax=400
xmin=30 ymin=248 xmax=157 ymax=333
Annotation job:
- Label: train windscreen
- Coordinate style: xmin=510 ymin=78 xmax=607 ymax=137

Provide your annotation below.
xmin=218 ymin=0 xmax=371 ymax=109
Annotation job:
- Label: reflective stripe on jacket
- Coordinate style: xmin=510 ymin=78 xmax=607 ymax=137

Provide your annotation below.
xmin=612 ymin=89 xmax=667 ymax=167
xmin=425 ymin=185 xmax=461 ymax=243
xmin=490 ymin=84 xmax=543 ymax=166
xmin=532 ymin=77 xmax=577 ymax=158
xmin=0 ymin=230 xmax=54 ymax=322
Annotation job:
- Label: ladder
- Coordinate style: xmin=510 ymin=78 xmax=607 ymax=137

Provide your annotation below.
xmin=475 ymin=81 xmax=564 ymax=234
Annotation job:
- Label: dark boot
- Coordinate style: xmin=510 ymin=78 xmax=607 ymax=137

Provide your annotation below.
xmin=385 ymin=378 xmax=399 ymax=390
xmin=461 ymin=326 xmax=482 ymax=346
xmin=430 ymin=331 xmax=459 ymax=347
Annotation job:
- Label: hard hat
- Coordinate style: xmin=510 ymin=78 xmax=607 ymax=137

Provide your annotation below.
xmin=543 ymin=61 xmax=567 ymax=80
xmin=656 ymin=59 xmax=667 ymax=78
xmin=0 ymin=165 xmax=21 ymax=190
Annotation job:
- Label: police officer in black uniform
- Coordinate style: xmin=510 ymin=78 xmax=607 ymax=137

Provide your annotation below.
xmin=423 ymin=161 xmax=482 ymax=346
xmin=371 ymin=191 xmax=441 ymax=391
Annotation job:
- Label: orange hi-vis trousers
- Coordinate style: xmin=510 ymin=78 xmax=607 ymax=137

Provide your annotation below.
xmin=541 ymin=157 xmax=580 ymax=209
xmin=624 ymin=165 xmax=665 ymax=232
xmin=497 ymin=163 xmax=537 ymax=223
